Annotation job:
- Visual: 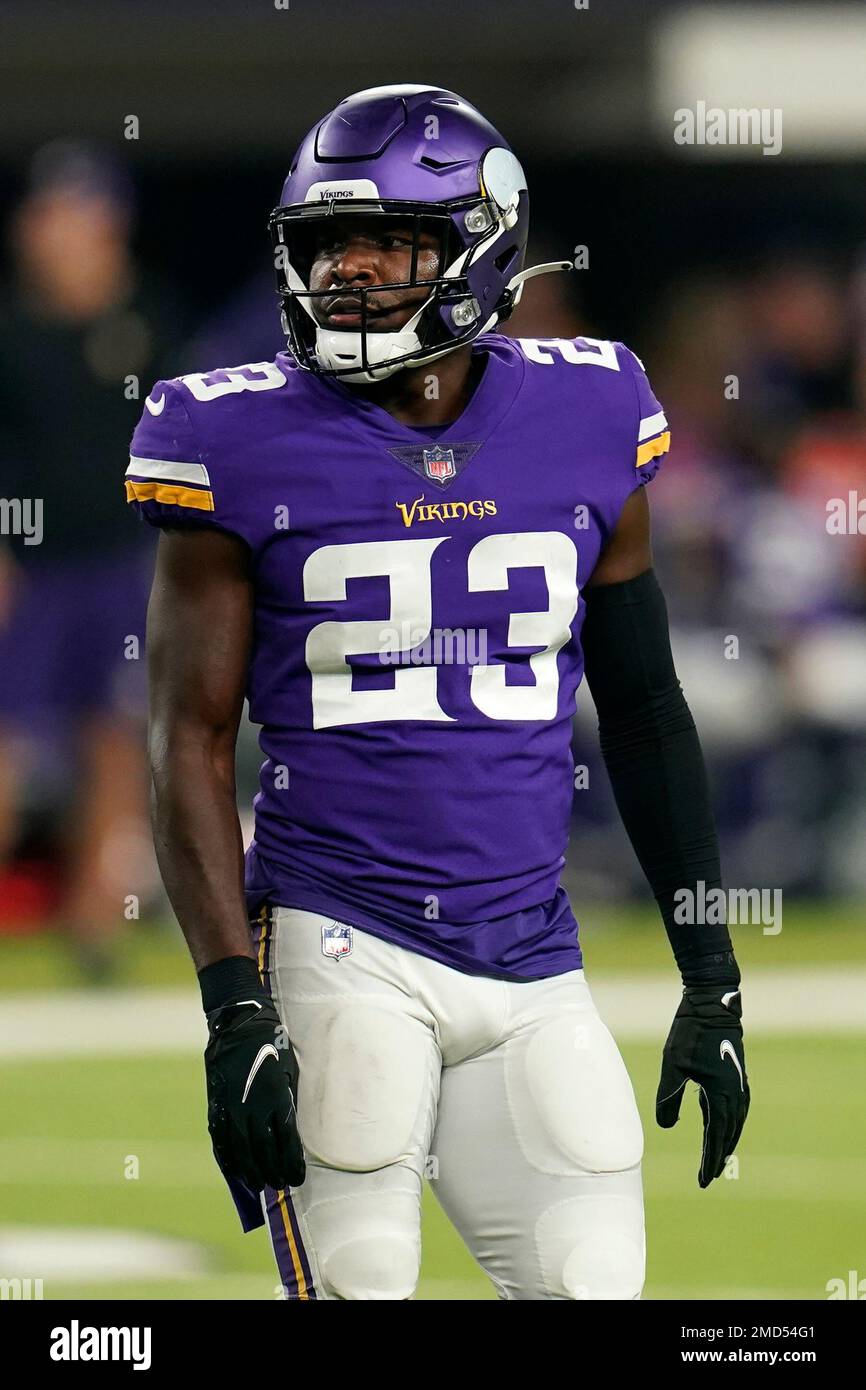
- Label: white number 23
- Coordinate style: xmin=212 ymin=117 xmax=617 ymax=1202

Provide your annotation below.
xmin=303 ymin=532 xmax=578 ymax=729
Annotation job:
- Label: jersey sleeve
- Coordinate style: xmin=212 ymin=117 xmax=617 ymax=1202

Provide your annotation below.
xmin=126 ymin=379 xmax=220 ymax=530
xmin=615 ymin=343 xmax=670 ymax=488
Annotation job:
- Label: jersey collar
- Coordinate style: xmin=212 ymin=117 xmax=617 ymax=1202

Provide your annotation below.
xmin=282 ymin=335 xmax=526 ymax=455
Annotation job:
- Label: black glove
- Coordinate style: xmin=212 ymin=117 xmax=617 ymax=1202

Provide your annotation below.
xmin=656 ymin=985 xmax=749 ymax=1188
xmin=205 ymin=993 xmax=306 ymax=1193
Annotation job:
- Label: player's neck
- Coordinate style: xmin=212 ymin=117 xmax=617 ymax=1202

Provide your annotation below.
xmin=345 ymin=345 xmax=478 ymax=427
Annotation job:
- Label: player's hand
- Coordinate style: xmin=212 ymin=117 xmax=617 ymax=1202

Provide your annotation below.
xmin=205 ymin=996 xmax=306 ymax=1192
xmin=655 ymin=986 xmax=749 ymax=1188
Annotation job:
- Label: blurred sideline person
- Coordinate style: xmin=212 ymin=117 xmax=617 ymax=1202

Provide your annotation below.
xmin=0 ymin=141 xmax=182 ymax=976
xmin=132 ymin=87 xmax=749 ymax=1300
xmin=637 ymin=264 xmax=866 ymax=898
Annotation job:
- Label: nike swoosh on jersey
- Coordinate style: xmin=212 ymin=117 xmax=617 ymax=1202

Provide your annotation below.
xmin=145 ymin=393 xmax=166 ymax=416
xmin=241 ymin=1044 xmax=279 ymax=1103
xmin=719 ymin=1038 xmax=745 ymax=1090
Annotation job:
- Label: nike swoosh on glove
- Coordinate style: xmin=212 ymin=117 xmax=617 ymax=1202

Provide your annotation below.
xmin=205 ymin=996 xmax=306 ymax=1193
xmin=656 ymin=986 xmax=750 ymax=1188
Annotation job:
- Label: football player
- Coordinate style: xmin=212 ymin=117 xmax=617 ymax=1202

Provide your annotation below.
xmin=129 ymin=85 xmax=749 ymax=1300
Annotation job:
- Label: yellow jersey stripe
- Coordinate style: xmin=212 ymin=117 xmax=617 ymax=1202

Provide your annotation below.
xmin=125 ymin=479 xmax=215 ymax=511
xmin=635 ymin=430 xmax=670 ymax=469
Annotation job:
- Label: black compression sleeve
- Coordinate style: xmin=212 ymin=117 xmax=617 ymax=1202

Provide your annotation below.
xmin=581 ymin=568 xmax=739 ymax=987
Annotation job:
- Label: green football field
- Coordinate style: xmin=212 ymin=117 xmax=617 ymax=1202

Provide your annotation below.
xmin=1 ymin=904 xmax=863 ymax=1301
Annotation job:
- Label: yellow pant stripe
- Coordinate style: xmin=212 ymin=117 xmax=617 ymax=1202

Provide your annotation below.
xmin=278 ymin=1189 xmax=309 ymax=1300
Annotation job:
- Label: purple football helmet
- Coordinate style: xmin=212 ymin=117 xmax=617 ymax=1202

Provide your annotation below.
xmin=269 ymin=84 xmax=569 ymax=383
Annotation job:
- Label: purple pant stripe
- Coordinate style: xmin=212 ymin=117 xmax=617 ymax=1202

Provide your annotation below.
xmin=265 ymin=1188 xmax=300 ymax=1298
xmin=264 ymin=1186 xmax=318 ymax=1300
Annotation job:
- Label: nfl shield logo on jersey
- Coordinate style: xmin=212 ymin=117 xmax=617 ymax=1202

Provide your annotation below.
xmin=321 ymin=922 xmax=353 ymax=960
xmin=423 ymin=445 xmax=456 ymax=482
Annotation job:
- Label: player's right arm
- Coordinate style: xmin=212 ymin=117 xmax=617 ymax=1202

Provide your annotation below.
xmin=147 ymin=526 xmax=304 ymax=1193
xmin=131 ymin=378 xmax=305 ymax=1194
xmin=146 ymin=526 xmax=254 ymax=970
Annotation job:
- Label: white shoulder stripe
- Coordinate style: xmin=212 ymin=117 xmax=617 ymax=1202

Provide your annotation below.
xmin=126 ymin=456 xmax=210 ymax=487
xmin=638 ymin=410 xmax=667 ymax=442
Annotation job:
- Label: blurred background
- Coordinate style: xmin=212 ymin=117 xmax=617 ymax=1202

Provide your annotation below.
xmin=0 ymin=0 xmax=863 ymax=1301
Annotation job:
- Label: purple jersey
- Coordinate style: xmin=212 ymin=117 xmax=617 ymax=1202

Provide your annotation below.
xmin=126 ymin=333 xmax=669 ymax=980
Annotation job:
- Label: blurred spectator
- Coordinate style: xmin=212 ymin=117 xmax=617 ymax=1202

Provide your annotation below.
xmin=621 ymin=248 xmax=866 ymax=899
xmin=0 ymin=141 xmax=185 ymax=976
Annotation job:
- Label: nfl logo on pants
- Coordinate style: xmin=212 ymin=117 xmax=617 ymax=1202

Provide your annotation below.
xmin=321 ymin=923 xmax=353 ymax=959
xmin=423 ymin=445 xmax=456 ymax=482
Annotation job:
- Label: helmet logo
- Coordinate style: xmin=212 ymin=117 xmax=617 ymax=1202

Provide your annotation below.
xmin=479 ymin=148 xmax=527 ymax=211
xmin=304 ymin=178 xmax=380 ymax=202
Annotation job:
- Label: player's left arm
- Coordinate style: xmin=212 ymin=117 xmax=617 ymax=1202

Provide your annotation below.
xmin=582 ymin=486 xmax=749 ymax=1188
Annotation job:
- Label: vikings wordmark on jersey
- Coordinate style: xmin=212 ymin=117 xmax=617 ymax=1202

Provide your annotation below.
xmin=126 ymin=333 xmax=669 ymax=981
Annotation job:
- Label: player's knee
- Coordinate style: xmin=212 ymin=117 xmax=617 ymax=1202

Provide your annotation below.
xmin=535 ymin=1178 xmax=645 ymax=1300
xmin=561 ymin=1230 xmax=645 ymax=1301
xmin=321 ymin=1234 xmax=419 ymax=1301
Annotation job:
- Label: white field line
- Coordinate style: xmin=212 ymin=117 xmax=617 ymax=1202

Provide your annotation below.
xmin=0 ymin=988 xmax=206 ymax=1058
xmin=0 ymin=1226 xmax=207 ymax=1280
xmin=588 ymin=967 xmax=866 ymax=1039
xmin=0 ymin=967 xmax=863 ymax=1059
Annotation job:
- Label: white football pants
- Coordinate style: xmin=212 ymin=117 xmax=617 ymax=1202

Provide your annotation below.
xmin=258 ymin=907 xmax=645 ymax=1301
